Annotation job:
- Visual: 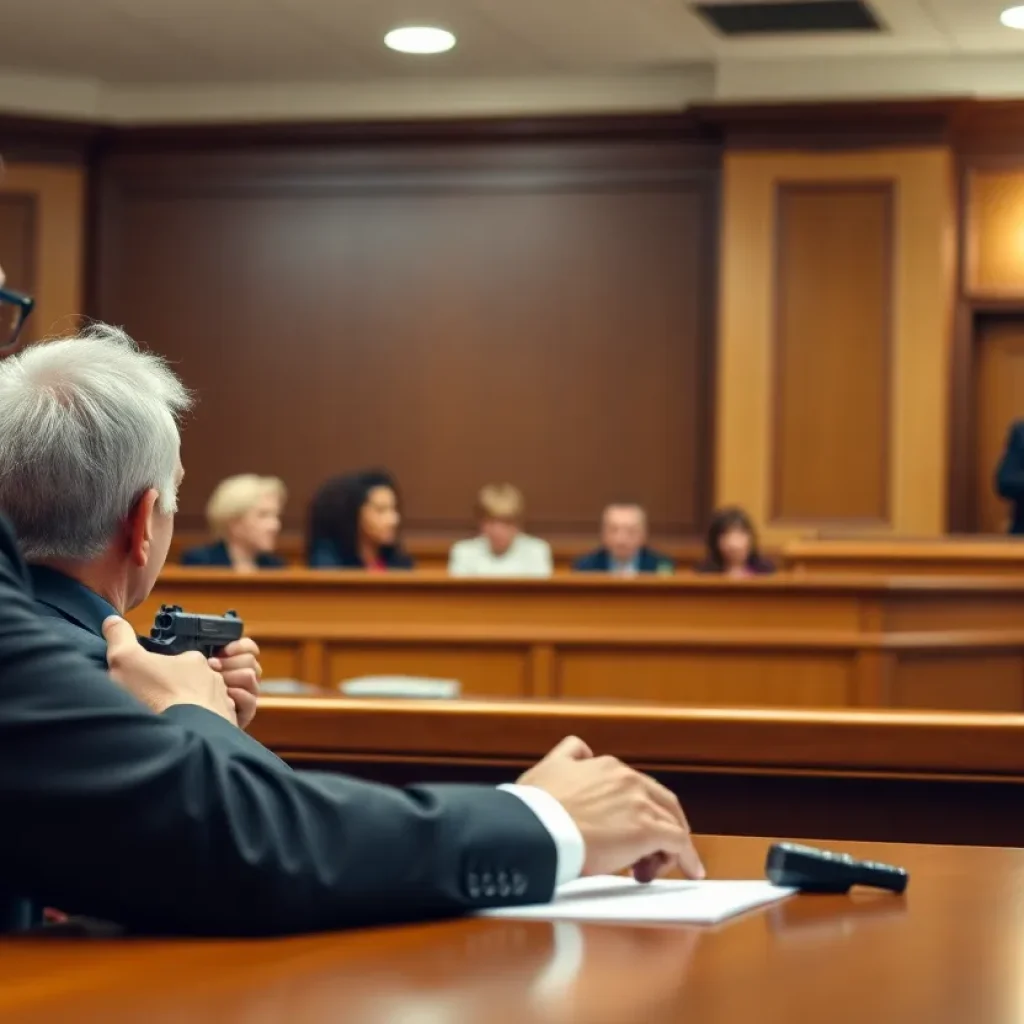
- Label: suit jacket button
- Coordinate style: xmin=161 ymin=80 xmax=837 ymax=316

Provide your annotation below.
xmin=512 ymin=871 xmax=528 ymax=896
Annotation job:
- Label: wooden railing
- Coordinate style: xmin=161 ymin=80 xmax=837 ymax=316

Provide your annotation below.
xmin=249 ymin=698 xmax=1024 ymax=848
xmin=786 ymin=536 xmax=1024 ymax=577
xmin=130 ymin=571 xmax=1024 ymax=711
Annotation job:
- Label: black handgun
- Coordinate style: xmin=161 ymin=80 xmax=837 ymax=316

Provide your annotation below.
xmin=139 ymin=604 xmax=244 ymax=657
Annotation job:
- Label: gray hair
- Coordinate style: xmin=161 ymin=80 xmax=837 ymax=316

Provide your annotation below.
xmin=0 ymin=323 xmax=192 ymax=560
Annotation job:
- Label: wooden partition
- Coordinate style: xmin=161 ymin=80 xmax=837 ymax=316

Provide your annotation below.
xmin=131 ymin=571 xmax=1024 ymax=711
xmin=250 ymin=698 xmax=1024 ymax=848
xmin=717 ymin=147 xmax=954 ymax=541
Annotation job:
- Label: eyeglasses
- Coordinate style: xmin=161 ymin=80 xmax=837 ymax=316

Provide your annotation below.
xmin=0 ymin=287 xmax=35 ymax=352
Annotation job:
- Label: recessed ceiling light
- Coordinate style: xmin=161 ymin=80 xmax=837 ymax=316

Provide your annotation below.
xmin=384 ymin=26 xmax=456 ymax=54
xmin=1001 ymin=5 xmax=1024 ymax=29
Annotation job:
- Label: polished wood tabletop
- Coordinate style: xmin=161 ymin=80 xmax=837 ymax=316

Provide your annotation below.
xmin=2 ymin=835 xmax=1020 ymax=1023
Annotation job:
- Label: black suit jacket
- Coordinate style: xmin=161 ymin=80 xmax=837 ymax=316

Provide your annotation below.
xmin=572 ymin=547 xmax=674 ymax=574
xmin=996 ymin=421 xmax=1024 ymax=534
xmin=181 ymin=541 xmax=287 ymax=569
xmin=0 ymin=519 xmax=556 ymax=936
xmin=28 ymin=564 xmax=291 ymax=774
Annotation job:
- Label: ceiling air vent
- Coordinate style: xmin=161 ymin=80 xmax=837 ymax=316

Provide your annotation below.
xmin=694 ymin=1 xmax=882 ymax=36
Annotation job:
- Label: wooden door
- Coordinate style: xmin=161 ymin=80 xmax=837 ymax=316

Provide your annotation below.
xmin=975 ymin=317 xmax=1024 ymax=533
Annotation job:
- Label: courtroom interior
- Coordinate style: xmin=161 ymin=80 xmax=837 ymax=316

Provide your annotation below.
xmin=4 ymin=0 xmax=1024 ymax=1020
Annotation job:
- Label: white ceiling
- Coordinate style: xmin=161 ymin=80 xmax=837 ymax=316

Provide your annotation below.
xmin=1 ymin=0 xmax=1023 ymax=122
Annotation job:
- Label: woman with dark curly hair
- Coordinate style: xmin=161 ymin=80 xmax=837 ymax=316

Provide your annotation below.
xmin=306 ymin=469 xmax=414 ymax=570
xmin=694 ymin=507 xmax=774 ymax=577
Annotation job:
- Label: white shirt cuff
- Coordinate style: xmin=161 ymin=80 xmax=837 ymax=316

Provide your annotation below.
xmin=499 ymin=783 xmax=585 ymax=888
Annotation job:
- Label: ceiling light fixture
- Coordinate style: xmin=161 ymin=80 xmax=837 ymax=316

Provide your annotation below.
xmin=384 ymin=26 xmax=456 ymax=54
xmin=1000 ymin=5 xmax=1024 ymax=29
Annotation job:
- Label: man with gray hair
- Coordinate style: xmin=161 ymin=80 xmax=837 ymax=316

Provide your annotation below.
xmin=0 ymin=323 xmax=262 ymax=726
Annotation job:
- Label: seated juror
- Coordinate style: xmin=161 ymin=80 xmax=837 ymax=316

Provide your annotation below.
xmin=693 ymin=507 xmax=775 ymax=578
xmin=995 ymin=420 xmax=1024 ymax=534
xmin=573 ymin=504 xmax=674 ymax=576
xmin=449 ymin=483 xmax=552 ymax=578
xmin=307 ymin=468 xmax=414 ymax=570
xmin=0 ymin=326 xmax=263 ymax=728
xmin=181 ymin=474 xmax=287 ymax=570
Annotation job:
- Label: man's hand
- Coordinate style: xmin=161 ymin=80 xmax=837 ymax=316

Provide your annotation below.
xmin=518 ymin=735 xmax=704 ymax=882
xmin=208 ymin=637 xmax=262 ymax=730
xmin=103 ymin=616 xmax=237 ymax=725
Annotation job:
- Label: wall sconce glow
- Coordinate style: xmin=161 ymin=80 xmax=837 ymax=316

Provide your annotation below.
xmin=384 ymin=26 xmax=456 ymax=54
xmin=1000 ymin=6 xmax=1024 ymax=29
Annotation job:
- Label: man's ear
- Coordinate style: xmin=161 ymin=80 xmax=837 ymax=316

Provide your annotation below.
xmin=127 ymin=489 xmax=160 ymax=568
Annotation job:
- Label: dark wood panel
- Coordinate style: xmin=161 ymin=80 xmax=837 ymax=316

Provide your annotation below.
xmin=94 ymin=140 xmax=716 ymax=537
xmin=0 ymin=194 xmax=36 ymax=296
xmin=771 ymin=183 xmax=892 ymax=525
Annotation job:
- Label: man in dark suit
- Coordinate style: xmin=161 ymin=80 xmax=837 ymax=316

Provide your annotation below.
xmin=574 ymin=504 xmax=674 ymax=575
xmin=0 ymin=513 xmax=702 ymax=935
xmin=0 ymin=325 xmax=262 ymax=726
xmin=0 ymin=286 xmax=702 ymax=935
xmin=995 ymin=421 xmax=1024 ymax=534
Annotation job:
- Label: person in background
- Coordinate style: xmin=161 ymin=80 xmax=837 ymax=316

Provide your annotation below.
xmin=449 ymin=483 xmax=553 ymax=578
xmin=182 ymin=474 xmax=287 ymax=570
xmin=995 ymin=420 xmax=1024 ymax=534
xmin=0 ymin=325 xmax=263 ymax=729
xmin=573 ymin=504 xmax=674 ymax=576
xmin=694 ymin=507 xmax=774 ymax=577
xmin=307 ymin=469 xmax=414 ymax=570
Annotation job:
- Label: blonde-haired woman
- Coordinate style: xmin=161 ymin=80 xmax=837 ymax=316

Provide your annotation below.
xmin=181 ymin=474 xmax=287 ymax=571
xmin=448 ymin=484 xmax=552 ymax=577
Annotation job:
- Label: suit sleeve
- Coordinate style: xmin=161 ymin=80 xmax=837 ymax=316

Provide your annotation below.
xmin=0 ymin=539 xmax=557 ymax=936
xmin=996 ymin=424 xmax=1024 ymax=500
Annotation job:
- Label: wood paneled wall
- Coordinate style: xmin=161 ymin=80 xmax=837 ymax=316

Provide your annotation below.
xmin=0 ymin=162 xmax=84 ymax=343
xmin=965 ymin=168 xmax=1024 ymax=298
xmin=717 ymin=149 xmax=954 ymax=542
xmin=93 ymin=137 xmax=717 ymax=537
xmin=955 ymin=161 xmax=1024 ymax=532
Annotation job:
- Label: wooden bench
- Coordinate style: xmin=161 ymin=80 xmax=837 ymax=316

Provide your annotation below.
xmin=131 ymin=571 xmax=1024 ymax=710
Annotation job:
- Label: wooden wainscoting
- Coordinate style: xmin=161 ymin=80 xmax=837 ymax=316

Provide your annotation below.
xmin=130 ymin=571 xmax=1024 ymax=711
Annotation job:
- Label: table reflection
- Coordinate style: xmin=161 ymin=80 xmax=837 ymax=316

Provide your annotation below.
xmin=3 ymin=919 xmax=701 ymax=1024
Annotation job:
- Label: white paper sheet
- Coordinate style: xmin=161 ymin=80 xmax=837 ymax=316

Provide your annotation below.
xmin=478 ymin=875 xmax=794 ymax=925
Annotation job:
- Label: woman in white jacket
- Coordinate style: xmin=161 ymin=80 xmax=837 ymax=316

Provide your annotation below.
xmin=448 ymin=483 xmax=553 ymax=578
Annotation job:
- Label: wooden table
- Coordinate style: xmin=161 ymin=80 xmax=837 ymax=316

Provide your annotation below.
xmin=250 ymin=698 xmax=1024 ymax=848
xmin=132 ymin=571 xmax=1024 ymax=710
xmin=2 ymin=836 xmax=1018 ymax=1023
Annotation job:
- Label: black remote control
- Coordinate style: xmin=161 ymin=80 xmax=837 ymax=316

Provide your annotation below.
xmin=765 ymin=843 xmax=908 ymax=894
